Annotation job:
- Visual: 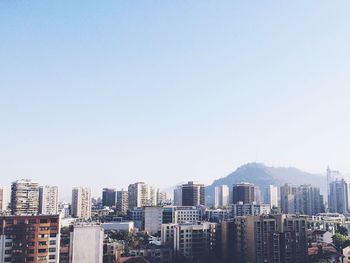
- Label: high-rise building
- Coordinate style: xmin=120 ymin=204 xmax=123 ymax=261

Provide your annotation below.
xmin=116 ymin=190 xmax=128 ymax=213
xmin=329 ymin=179 xmax=348 ymax=214
xmin=295 ymin=185 xmax=324 ymax=215
xmin=173 ymin=186 xmax=182 ymax=206
xmin=181 ymin=181 xmax=205 ymax=206
xmin=280 ymin=183 xmax=296 ymax=214
xmin=102 ymin=188 xmax=116 ymax=207
xmin=0 ymin=214 xmax=61 ymax=263
xmin=214 ymin=185 xmax=229 ymax=208
xmin=229 ymin=214 xmax=308 ymax=263
xmin=69 ymin=223 xmax=104 ymax=263
xmin=128 ymin=182 xmax=153 ymax=208
xmin=326 ymin=167 xmax=341 ymax=207
xmin=0 ymin=186 xmax=7 ymax=212
xmin=264 ymin=185 xmax=278 ymax=208
xmin=39 ymin=185 xmax=58 ymax=215
xmin=11 ymin=179 xmax=39 ymax=215
xmin=232 ymin=183 xmax=255 ymax=204
xmin=71 ymin=187 xmax=91 ymax=218
xmin=157 ymin=190 xmax=168 ymax=205
xmin=161 ymin=222 xmax=218 ymax=261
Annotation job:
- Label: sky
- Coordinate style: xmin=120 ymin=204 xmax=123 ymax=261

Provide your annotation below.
xmin=1 ymin=1 xmax=350 ymax=199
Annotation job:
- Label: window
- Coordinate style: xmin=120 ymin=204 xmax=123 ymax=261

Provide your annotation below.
xmin=50 ymin=233 xmax=56 ymax=238
xmin=39 ymin=219 xmax=48 ymax=224
xmin=29 ymin=219 xmax=37 ymax=224
xmin=49 ymin=255 xmax=56 ymax=260
xmin=5 ymin=242 xmax=12 ymax=247
xmin=27 ymin=249 xmax=34 ymax=254
xmin=49 ymin=240 xmax=56 ymax=245
xmin=50 ymin=218 xmax=58 ymax=223
xmin=26 ymin=257 xmax=34 ymax=262
xmin=38 ymin=249 xmax=47 ymax=253
xmin=49 ymin=248 xmax=56 ymax=252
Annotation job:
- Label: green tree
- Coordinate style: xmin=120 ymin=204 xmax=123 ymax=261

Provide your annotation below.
xmin=336 ymin=225 xmax=348 ymax=236
xmin=332 ymin=232 xmax=350 ymax=251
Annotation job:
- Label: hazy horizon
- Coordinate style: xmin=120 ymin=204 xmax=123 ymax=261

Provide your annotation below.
xmin=1 ymin=1 xmax=350 ymax=199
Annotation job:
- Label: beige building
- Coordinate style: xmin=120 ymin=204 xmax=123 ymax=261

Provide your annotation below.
xmin=39 ymin=185 xmax=58 ymax=215
xmin=71 ymin=187 xmax=91 ymax=218
xmin=0 ymin=186 xmax=7 ymax=212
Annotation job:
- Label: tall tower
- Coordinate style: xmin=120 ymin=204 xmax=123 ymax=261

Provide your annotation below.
xmin=39 ymin=185 xmax=58 ymax=215
xmin=181 ymin=181 xmax=205 ymax=206
xmin=11 ymin=179 xmax=39 ymax=215
xmin=102 ymin=188 xmax=116 ymax=207
xmin=232 ymin=183 xmax=255 ymax=204
xmin=71 ymin=187 xmax=91 ymax=218
xmin=0 ymin=186 xmax=7 ymax=212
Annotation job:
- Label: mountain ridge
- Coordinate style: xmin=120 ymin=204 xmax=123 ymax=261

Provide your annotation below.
xmin=205 ymin=162 xmax=325 ymax=204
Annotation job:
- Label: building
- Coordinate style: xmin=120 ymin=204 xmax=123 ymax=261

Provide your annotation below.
xmin=102 ymin=188 xmax=116 ymax=208
xmin=127 ymin=207 xmax=144 ymax=229
xmin=343 ymin=245 xmax=350 ymax=263
xmin=181 ymin=181 xmax=205 ymax=206
xmin=71 ymin=187 xmax=91 ymax=219
xmin=58 ymin=202 xmax=70 ymax=218
xmin=329 ymin=179 xmax=348 ymax=214
xmin=327 ymin=167 xmax=341 ymax=207
xmin=205 ymin=209 xmax=231 ymax=222
xmin=11 ymin=179 xmax=39 ymax=215
xmin=280 ymin=183 xmax=296 ymax=214
xmin=144 ymin=206 xmax=163 ymax=235
xmin=0 ymin=187 xmax=7 ymax=212
xmin=279 ymin=215 xmax=308 ymax=263
xmin=128 ymin=182 xmax=154 ymax=209
xmin=229 ymin=214 xmax=308 ymax=263
xmin=101 ymin=221 xmax=134 ymax=232
xmin=264 ymin=185 xmax=278 ymax=208
xmin=295 ymin=185 xmax=324 ymax=215
xmin=128 ymin=247 xmax=173 ymax=263
xmin=39 ymin=186 xmax=58 ymax=215
xmin=0 ymin=214 xmax=60 ymax=262
xmin=161 ymin=222 xmax=217 ymax=261
xmin=116 ymin=190 xmax=128 ymax=214
xmin=173 ymin=186 xmax=182 ymax=206
xmin=157 ymin=190 xmax=168 ymax=205
xmin=69 ymin=223 xmax=104 ymax=263
xmin=231 ymin=202 xmax=271 ymax=217
xmin=232 ymin=183 xmax=255 ymax=204
xmin=214 ymin=185 xmax=229 ymax=208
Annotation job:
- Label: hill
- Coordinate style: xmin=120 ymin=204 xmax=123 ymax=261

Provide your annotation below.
xmin=206 ymin=162 xmax=325 ymax=204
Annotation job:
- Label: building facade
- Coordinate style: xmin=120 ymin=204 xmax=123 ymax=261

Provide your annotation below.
xmin=214 ymin=185 xmax=230 ymax=208
xmin=71 ymin=187 xmax=91 ymax=219
xmin=232 ymin=183 xmax=255 ymax=204
xmin=0 ymin=214 xmax=60 ymax=263
xmin=181 ymin=181 xmax=205 ymax=206
xmin=11 ymin=179 xmax=39 ymax=215
xmin=69 ymin=223 xmax=104 ymax=263
xmin=39 ymin=186 xmax=58 ymax=215
xmin=116 ymin=190 xmax=128 ymax=214
xmin=102 ymin=188 xmax=116 ymax=208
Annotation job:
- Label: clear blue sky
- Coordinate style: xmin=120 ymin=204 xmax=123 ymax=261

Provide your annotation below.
xmin=1 ymin=1 xmax=350 ymax=199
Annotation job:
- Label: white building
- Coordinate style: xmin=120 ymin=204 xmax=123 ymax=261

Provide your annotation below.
xmin=214 ymin=185 xmax=229 ymax=208
xmin=71 ymin=187 xmax=91 ymax=219
xmin=58 ymin=201 xmax=71 ymax=218
xmin=144 ymin=206 xmax=163 ymax=235
xmin=174 ymin=206 xmax=200 ymax=224
xmin=0 ymin=187 xmax=7 ymax=212
xmin=69 ymin=223 xmax=104 ymax=263
xmin=128 ymin=182 xmax=155 ymax=208
xmin=231 ymin=202 xmax=271 ymax=217
xmin=11 ymin=179 xmax=39 ymax=215
xmin=265 ymin=185 xmax=278 ymax=208
xmin=101 ymin=221 xmax=134 ymax=232
xmin=39 ymin=185 xmax=58 ymax=215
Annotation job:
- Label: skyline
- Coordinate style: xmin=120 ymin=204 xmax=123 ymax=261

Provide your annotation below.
xmin=1 ymin=1 xmax=350 ymax=198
